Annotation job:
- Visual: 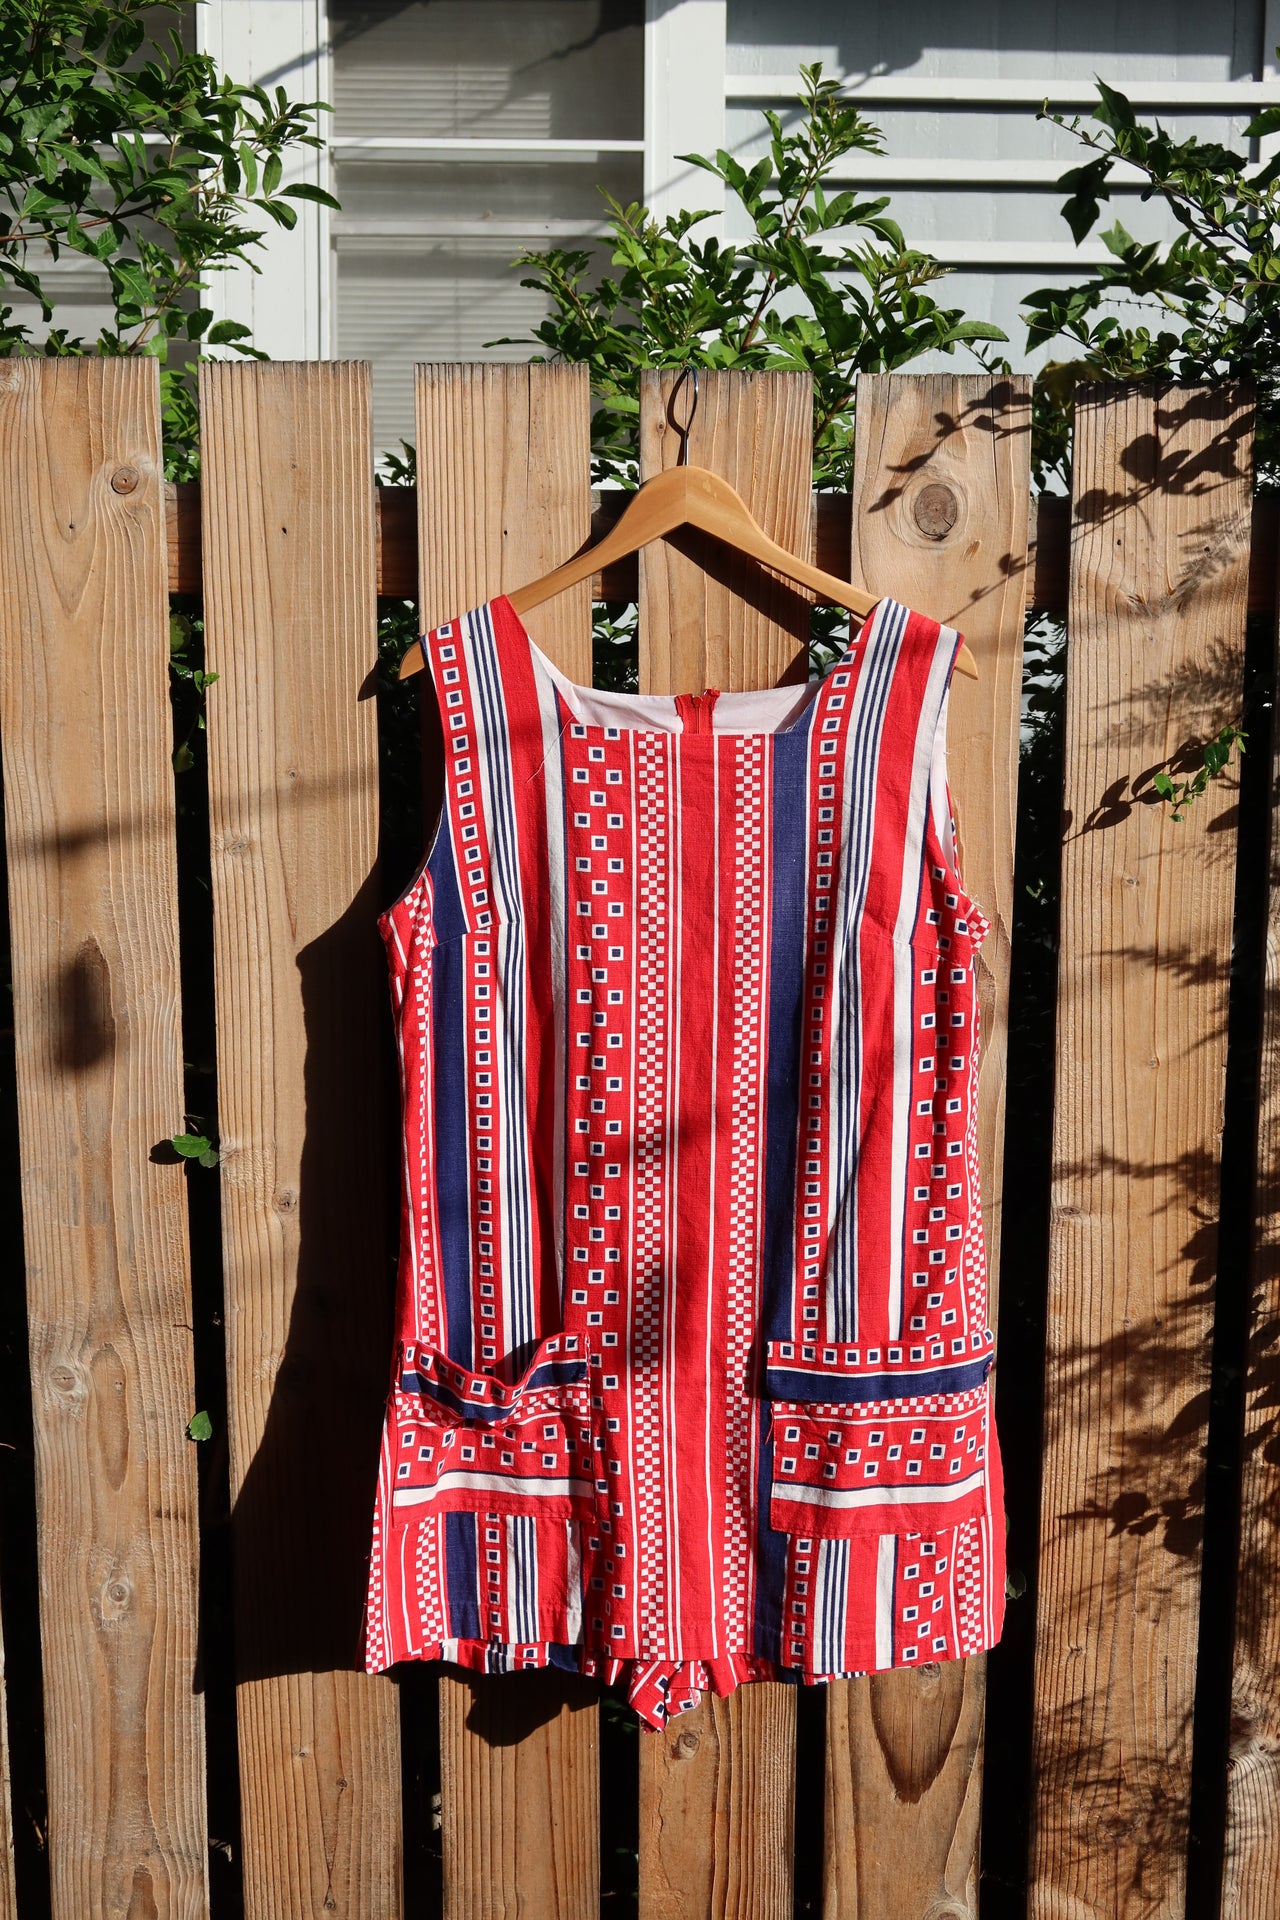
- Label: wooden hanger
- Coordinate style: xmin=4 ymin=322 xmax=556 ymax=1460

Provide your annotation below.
xmin=399 ymin=371 xmax=978 ymax=682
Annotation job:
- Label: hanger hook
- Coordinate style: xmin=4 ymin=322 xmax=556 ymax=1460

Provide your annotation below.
xmin=668 ymin=366 xmax=700 ymax=468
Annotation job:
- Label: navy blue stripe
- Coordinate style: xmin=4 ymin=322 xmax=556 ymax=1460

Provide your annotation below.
xmin=832 ymin=601 xmax=907 ymax=1340
xmin=764 ymin=1353 xmax=992 ymax=1404
xmin=431 ymin=938 xmax=473 ymax=1368
xmin=398 ymin=1356 xmax=588 ymax=1419
xmin=444 ymin=1511 xmax=481 ymax=1640
xmin=755 ymin=705 xmax=840 ymax=1664
xmin=760 ymin=733 xmax=812 ymax=1346
xmin=470 ymin=608 xmax=537 ymax=1372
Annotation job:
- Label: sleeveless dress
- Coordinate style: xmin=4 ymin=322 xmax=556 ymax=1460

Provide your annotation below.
xmin=362 ymin=593 xmax=1006 ymax=1729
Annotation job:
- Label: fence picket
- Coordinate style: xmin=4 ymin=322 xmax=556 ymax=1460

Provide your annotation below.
xmin=1031 ymin=382 xmax=1252 ymax=1918
xmin=633 ymin=368 xmax=810 ymax=1920
xmin=414 ymin=361 xmax=601 ymax=1920
xmin=0 ymin=357 xmax=207 ymax=1917
xmin=814 ymin=373 xmax=1030 ymax=1918
xmin=199 ymin=361 xmax=402 ymax=1917
xmin=1222 ymin=549 xmax=1280 ymax=1915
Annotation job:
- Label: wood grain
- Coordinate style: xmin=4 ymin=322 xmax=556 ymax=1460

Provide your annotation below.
xmin=1031 ymin=382 xmax=1252 ymax=1919
xmin=820 ymin=373 xmax=1030 ymax=1920
xmin=639 ymin=1685 xmax=796 ymax=1920
xmin=638 ymin=367 xmax=815 ymax=695
xmin=414 ymin=361 xmax=601 ymax=1920
xmin=0 ymin=357 xmax=207 ymax=1917
xmin=439 ymin=1675 xmax=600 ymax=1919
xmin=199 ymin=361 xmax=402 ymax=1918
xmin=633 ymin=367 xmax=808 ymax=1920
xmin=165 ymin=480 xmax=1280 ymax=616
xmin=416 ymin=360 xmax=593 ymax=682
xmin=1222 ymin=472 xmax=1280 ymax=1916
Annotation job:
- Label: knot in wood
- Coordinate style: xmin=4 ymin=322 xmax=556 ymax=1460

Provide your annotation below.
xmin=110 ymin=465 xmax=140 ymax=495
xmin=98 ymin=1571 xmax=134 ymax=1625
xmin=673 ymin=1729 xmax=700 ymax=1759
xmin=912 ymin=482 xmax=959 ymax=541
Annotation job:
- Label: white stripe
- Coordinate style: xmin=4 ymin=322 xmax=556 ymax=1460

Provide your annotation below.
xmin=662 ymin=729 xmax=682 ymax=1650
xmin=875 ymin=1535 xmax=896 ymax=1667
xmin=773 ymin=1469 xmax=985 ymax=1512
xmin=563 ymin=1522 xmax=584 ymax=1646
xmin=531 ymin=654 xmax=570 ymax=1304
xmin=888 ymin=624 xmax=959 ymax=1337
xmin=830 ymin=598 xmax=908 ymax=1339
xmin=507 ymin=1512 xmax=538 ymax=1643
xmin=393 ymin=1470 xmax=591 ymax=1505
xmin=703 ymin=741 xmax=720 ymax=1659
xmin=468 ymin=606 xmax=537 ymax=1366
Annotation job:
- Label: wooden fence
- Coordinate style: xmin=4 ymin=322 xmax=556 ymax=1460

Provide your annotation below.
xmin=0 ymin=357 xmax=1275 ymax=1919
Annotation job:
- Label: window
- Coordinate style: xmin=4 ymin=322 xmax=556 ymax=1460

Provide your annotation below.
xmin=329 ymin=1 xmax=645 ymax=451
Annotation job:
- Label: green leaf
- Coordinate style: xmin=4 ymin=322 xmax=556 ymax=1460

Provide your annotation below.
xmin=1094 ymin=78 xmax=1137 ymax=132
xmin=1101 ymin=220 xmax=1137 ymax=257
xmin=186 ymin=1410 xmax=213 ymax=1442
xmin=206 ymin=319 xmax=252 ymax=344
xmin=171 ymin=1132 xmax=213 ymax=1158
xmin=172 ymin=742 xmax=195 ymax=773
xmin=281 ymin=182 xmax=341 ymax=209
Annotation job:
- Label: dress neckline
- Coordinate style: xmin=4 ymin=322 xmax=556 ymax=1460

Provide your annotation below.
xmin=494 ymin=592 xmax=896 ymax=740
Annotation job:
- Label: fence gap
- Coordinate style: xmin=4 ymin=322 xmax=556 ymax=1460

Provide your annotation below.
xmin=978 ymin=606 xmax=1070 ymax=1919
xmin=1030 ymin=380 xmax=1252 ymax=1919
xmin=199 ymin=360 xmax=403 ymax=1917
xmin=167 ymin=580 xmax=245 ymax=1917
xmin=414 ymin=361 xmax=601 ymax=1920
xmin=1185 ymin=600 xmax=1273 ymax=1915
xmin=0 ymin=756 xmax=47 ymax=1920
xmin=0 ymin=357 xmax=208 ymax=1917
xmin=1220 ymin=587 xmax=1280 ymax=1911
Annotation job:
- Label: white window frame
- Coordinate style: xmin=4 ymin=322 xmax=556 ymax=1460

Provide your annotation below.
xmin=197 ymin=0 xmax=731 ymax=360
xmin=196 ymin=0 xmax=333 ymax=360
xmin=643 ymin=0 xmax=726 ymax=233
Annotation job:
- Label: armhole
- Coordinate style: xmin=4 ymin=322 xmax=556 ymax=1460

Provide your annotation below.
xmin=381 ymin=634 xmax=448 ymax=920
xmin=927 ymin=663 xmax=988 ymax=946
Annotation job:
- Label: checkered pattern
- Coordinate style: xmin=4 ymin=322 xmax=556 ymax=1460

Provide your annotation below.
xmin=362 ymin=594 xmax=1007 ymax=1729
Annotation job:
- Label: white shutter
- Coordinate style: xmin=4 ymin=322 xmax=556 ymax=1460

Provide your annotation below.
xmin=329 ymin=1 xmax=645 ymax=453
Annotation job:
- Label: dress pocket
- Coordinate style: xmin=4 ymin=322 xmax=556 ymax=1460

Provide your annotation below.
xmin=388 ymin=1332 xmax=596 ymax=1523
xmin=764 ymin=1338 xmax=994 ymax=1538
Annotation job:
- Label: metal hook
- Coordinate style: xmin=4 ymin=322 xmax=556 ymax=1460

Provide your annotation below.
xmin=668 ymin=366 xmax=700 ymax=467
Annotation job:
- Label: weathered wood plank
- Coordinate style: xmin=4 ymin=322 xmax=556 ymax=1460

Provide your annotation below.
xmin=819 ymin=373 xmax=1030 ymax=1920
xmin=638 ymin=366 xmax=814 ymax=696
xmin=1222 ymin=496 xmax=1280 ymax=1916
xmin=417 ymin=360 xmax=593 ymax=681
xmin=633 ymin=367 xmax=808 ymax=1920
xmin=414 ymin=361 xmax=601 ymax=1920
xmin=1031 ymin=382 xmax=1251 ymax=1919
xmin=199 ymin=360 xmax=402 ymax=1918
xmin=0 ymin=356 xmax=207 ymax=1917
xmin=638 ymin=1687 xmax=796 ymax=1920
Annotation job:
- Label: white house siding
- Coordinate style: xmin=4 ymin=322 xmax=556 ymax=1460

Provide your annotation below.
xmin=724 ymin=0 xmax=1273 ymax=374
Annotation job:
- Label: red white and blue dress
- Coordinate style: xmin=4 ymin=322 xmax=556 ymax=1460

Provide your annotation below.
xmin=362 ymin=593 xmax=1006 ymax=1728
